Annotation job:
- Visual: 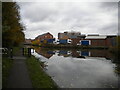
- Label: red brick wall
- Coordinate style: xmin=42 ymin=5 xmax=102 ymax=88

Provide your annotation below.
xmin=82 ymin=38 xmax=114 ymax=47
xmin=84 ymin=39 xmax=106 ymax=46
xmin=105 ymin=38 xmax=112 ymax=47
xmin=38 ymin=33 xmax=53 ymax=40
xmin=91 ymin=39 xmax=106 ymax=46
xmin=43 ymin=33 xmax=53 ymax=39
xmin=71 ymin=38 xmax=80 ymax=45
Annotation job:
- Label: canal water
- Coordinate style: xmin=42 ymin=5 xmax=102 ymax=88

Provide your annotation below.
xmin=31 ymin=47 xmax=119 ymax=88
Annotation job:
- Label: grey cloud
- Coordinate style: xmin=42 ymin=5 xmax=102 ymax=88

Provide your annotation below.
xmin=100 ymin=2 xmax=118 ymax=9
xmin=19 ymin=2 xmax=58 ymax=23
xmin=100 ymin=23 xmax=118 ymax=34
xmin=18 ymin=2 xmax=118 ymax=39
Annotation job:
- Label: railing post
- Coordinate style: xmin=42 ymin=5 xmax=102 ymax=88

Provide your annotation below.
xmin=22 ymin=48 xmax=24 ymax=56
xmin=10 ymin=48 xmax=13 ymax=59
xmin=28 ymin=48 xmax=31 ymax=57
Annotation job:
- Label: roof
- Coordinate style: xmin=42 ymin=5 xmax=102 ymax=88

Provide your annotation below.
xmin=35 ymin=32 xmax=52 ymax=39
xmin=107 ymin=35 xmax=117 ymax=38
xmin=85 ymin=35 xmax=107 ymax=39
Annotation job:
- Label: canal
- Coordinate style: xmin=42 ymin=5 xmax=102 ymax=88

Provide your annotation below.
xmin=31 ymin=47 xmax=119 ymax=88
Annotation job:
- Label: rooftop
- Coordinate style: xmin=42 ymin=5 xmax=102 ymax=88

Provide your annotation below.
xmin=85 ymin=35 xmax=107 ymax=39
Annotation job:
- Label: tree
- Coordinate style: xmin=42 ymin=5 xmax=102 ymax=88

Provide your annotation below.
xmin=2 ymin=1 xmax=25 ymax=47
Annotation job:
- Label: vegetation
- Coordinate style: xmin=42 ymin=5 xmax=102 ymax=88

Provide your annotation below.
xmin=2 ymin=1 xmax=25 ymax=87
xmin=2 ymin=47 xmax=21 ymax=88
xmin=2 ymin=57 xmax=13 ymax=88
xmin=26 ymin=56 xmax=58 ymax=89
xmin=2 ymin=1 xmax=25 ymax=48
xmin=31 ymin=40 xmax=40 ymax=45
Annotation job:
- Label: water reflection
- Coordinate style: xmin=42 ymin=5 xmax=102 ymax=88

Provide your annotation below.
xmin=32 ymin=47 xmax=119 ymax=88
xmin=34 ymin=47 xmax=54 ymax=59
xmin=34 ymin=48 xmax=114 ymax=60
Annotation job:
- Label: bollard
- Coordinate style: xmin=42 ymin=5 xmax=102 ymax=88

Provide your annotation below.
xmin=33 ymin=48 xmax=34 ymax=53
xmin=10 ymin=48 xmax=13 ymax=59
xmin=22 ymin=48 xmax=24 ymax=56
xmin=28 ymin=48 xmax=31 ymax=57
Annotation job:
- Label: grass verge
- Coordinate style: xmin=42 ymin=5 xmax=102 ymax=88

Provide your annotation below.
xmin=2 ymin=57 xmax=13 ymax=88
xmin=26 ymin=55 xmax=58 ymax=89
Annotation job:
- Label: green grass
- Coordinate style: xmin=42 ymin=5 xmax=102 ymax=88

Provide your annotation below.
xmin=2 ymin=57 xmax=13 ymax=88
xmin=26 ymin=56 xmax=58 ymax=89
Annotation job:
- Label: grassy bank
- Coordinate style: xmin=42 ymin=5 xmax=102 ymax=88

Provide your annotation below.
xmin=26 ymin=55 xmax=58 ymax=89
xmin=2 ymin=57 xmax=13 ymax=88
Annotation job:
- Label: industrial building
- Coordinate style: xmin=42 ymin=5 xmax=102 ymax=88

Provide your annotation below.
xmin=32 ymin=31 xmax=117 ymax=47
xmin=34 ymin=32 xmax=55 ymax=44
xmin=57 ymin=31 xmax=117 ymax=47
xmin=58 ymin=31 xmax=85 ymax=44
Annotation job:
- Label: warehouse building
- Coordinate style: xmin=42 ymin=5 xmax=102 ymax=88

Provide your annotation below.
xmin=58 ymin=31 xmax=85 ymax=44
xmin=81 ymin=35 xmax=107 ymax=46
xmin=34 ymin=32 xmax=55 ymax=44
xmin=79 ymin=34 xmax=117 ymax=47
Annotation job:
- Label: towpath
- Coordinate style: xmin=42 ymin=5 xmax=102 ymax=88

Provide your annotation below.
xmin=6 ymin=48 xmax=32 ymax=88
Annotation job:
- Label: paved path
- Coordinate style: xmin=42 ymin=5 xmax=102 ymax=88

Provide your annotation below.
xmin=6 ymin=48 xmax=33 ymax=88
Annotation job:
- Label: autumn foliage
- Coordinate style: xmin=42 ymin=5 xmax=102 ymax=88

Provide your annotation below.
xmin=2 ymin=2 xmax=25 ymax=47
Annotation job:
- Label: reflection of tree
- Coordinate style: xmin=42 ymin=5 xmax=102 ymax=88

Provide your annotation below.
xmin=34 ymin=47 xmax=54 ymax=59
xmin=71 ymin=50 xmax=80 ymax=57
xmin=40 ymin=61 xmax=48 ymax=70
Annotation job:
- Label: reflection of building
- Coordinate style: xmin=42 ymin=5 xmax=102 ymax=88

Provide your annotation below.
xmin=80 ymin=51 xmax=90 ymax=56
xmin=58 ymin=50 xmax=72 ymax=57
xmin=35 ymin=48 xmax=54 ymax=59
xmin=89 ymin=50 xmax=113 ymax=59
xmin=34 ymin=47 xmax=114 ymax=60
xmin=57 ymin=49 xmax=114 ymax=59
xmin=71 ymin=50 xmax=80 ymax=57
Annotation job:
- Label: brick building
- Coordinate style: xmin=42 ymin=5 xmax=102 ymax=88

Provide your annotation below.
xmin=35 ymin=32 xmax=55 ymax=44
xmin=83 ymin=35 xmax=107 ymax=46
xmin=58 ymin=31 xmax=85 ymax=44
xmin=80 ymin=35 xmax=117 ymax=47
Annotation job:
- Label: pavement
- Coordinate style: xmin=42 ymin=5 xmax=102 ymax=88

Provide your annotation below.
xmin=6 ymin=48 xmax=33 ymax=88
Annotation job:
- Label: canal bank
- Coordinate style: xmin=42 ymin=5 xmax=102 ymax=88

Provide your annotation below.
xmin=26 ymin=55 xmax=58 ymax=88
xmin=30 ymin=44 xmax=109 ymax=49
xmin=2 ymin=47 xmax=58 ymax=88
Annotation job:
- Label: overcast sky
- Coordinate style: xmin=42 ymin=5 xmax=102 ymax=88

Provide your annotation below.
xmin=18 ymin=2 xmax=118 ymax=39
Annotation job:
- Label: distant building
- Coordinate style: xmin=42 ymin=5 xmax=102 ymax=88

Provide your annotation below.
xmin=106 ymin=35 xmax=117 ymax=47
xmin=83 ymin=35 xmax=107 ymax=46
xmin=79 ymin=34 xmax=117 ymax=47
xmin=35 ymin=32 xmax=55 ymax=44
xmin=58 ymin=31 xmax=86 ymax=44
xmin=25 ymin=39 xmax=32 ymax=44
xmin=58 ymin=31 xmax=81 ymax=39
